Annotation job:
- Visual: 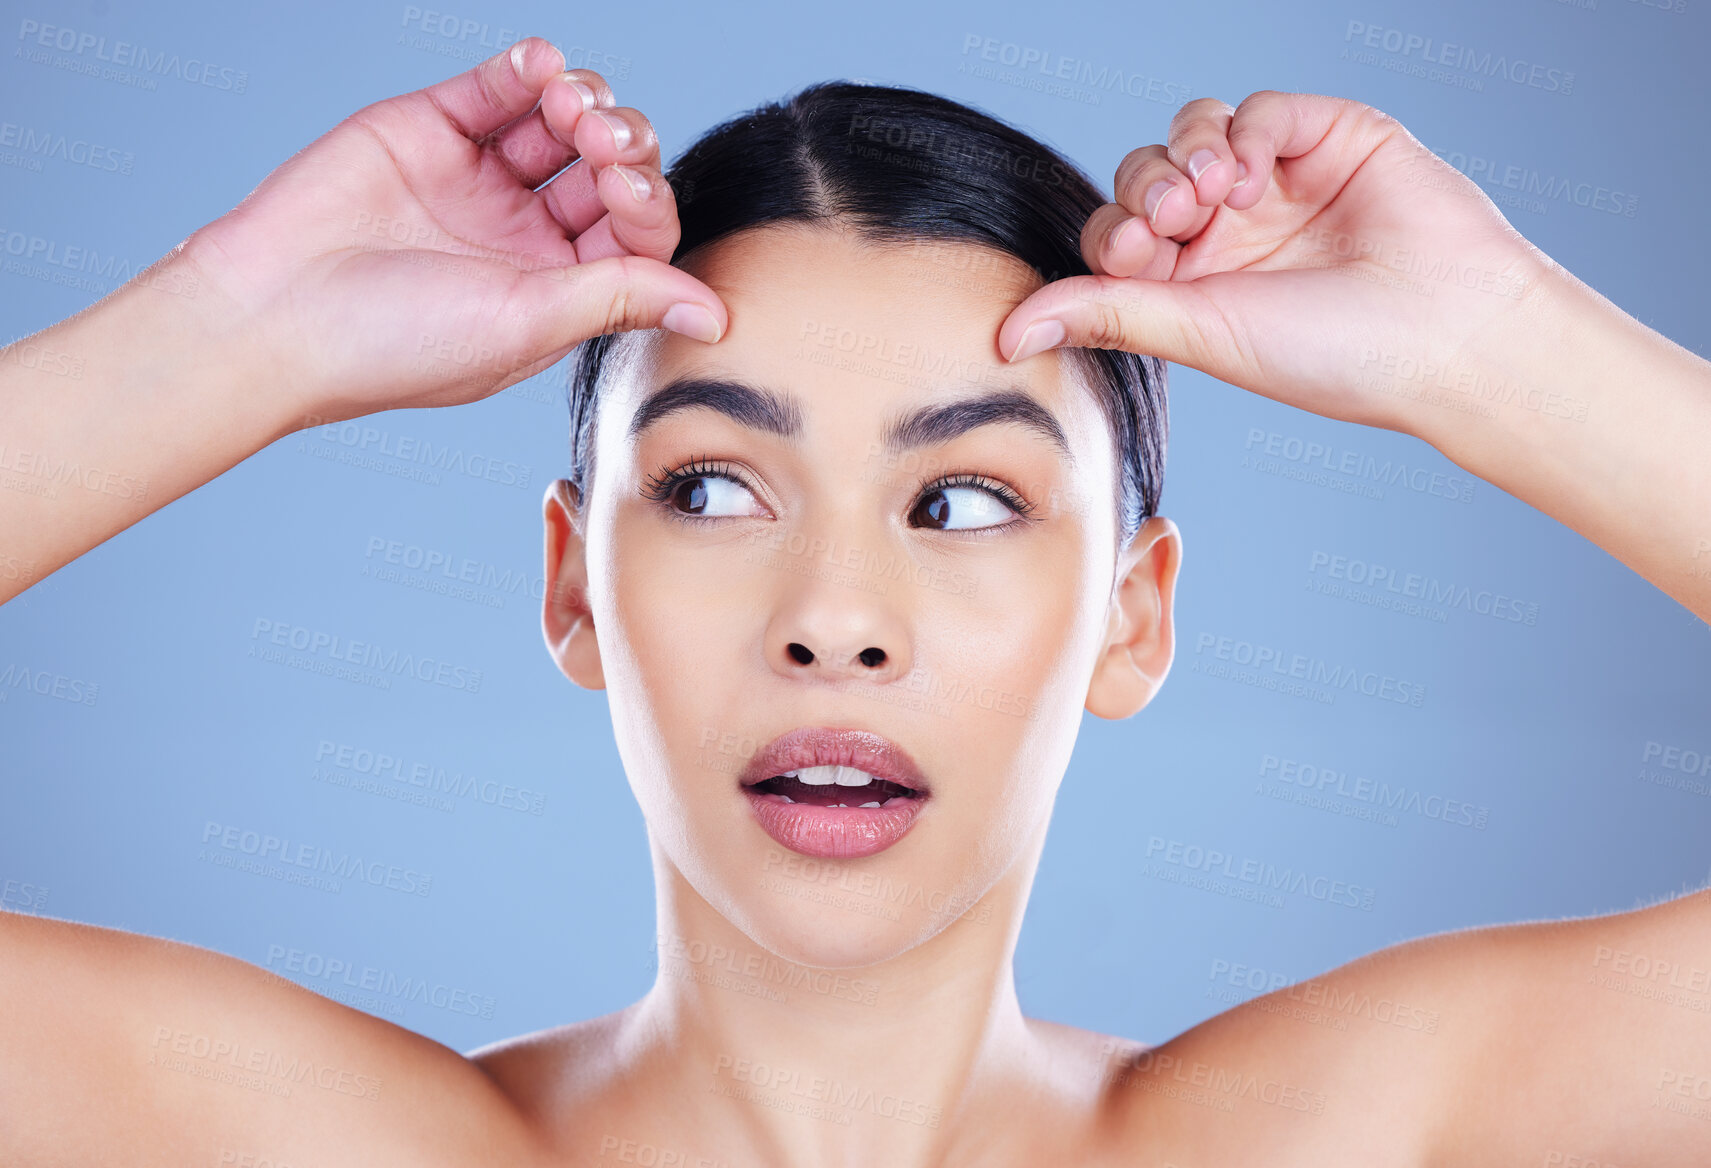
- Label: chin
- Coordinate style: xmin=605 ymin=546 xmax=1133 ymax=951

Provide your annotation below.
xmin=615 ymin=679 xmax=1071 ymax=972
xmin=675 ymin=806 xmax=1018 ymax=972
xmin=724 ymin=893 xmax=959 ymax=970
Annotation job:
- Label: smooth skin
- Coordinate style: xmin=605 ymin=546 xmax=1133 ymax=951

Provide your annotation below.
xmin=3 ymin=39 xmax=1710 ymax=1168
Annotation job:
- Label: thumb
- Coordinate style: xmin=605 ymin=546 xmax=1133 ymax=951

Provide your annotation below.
xmin=999 ymin=273 xmax=1240 ymax=379
xmin=524 ymin=253 xmax=729 ymax=353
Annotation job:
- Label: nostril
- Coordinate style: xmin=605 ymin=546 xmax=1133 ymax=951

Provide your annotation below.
xmin=787 ymin=643 xmax=814 ymax=665
xmin=858 ymin=647 xmax=886 ymax=668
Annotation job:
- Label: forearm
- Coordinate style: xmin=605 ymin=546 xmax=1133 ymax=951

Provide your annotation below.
xmin=0 ymin=262 xmax=298 ymax=604
xmin=1422 ymin=267 xmax=1711 ymax=624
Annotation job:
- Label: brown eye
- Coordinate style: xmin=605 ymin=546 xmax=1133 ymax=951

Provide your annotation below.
xmin=910 ymin=485 xmax=1016 ymax=531
xmin=673 ymin=477 xmax=710 ymax=514
xmin=665 ymin=473 xmax=764 ymax=518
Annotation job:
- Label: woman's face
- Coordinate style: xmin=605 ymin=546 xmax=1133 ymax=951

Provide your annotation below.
xmin=546 ymin=223 xmax=1179 ymax=968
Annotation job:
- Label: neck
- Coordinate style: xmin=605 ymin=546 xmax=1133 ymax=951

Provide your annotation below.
xmin=618 ymin=823 xmax=1052 ymax=1168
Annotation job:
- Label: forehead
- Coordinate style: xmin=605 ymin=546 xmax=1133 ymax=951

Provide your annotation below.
xmin=603 ymin=224 xmax=1098 ymax=442
xmin=681 ymin=222 xmax=1046 ymax=324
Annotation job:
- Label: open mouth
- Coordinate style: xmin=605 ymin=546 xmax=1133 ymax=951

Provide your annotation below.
xmin=744 ymin=765 xmax=923 ymax=809
xmin=737 ymin=728 xmax=931 ymax=859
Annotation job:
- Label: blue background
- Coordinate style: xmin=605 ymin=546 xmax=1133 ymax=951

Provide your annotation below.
xmin=2 ymin=0 xmax=1708 ymax=1053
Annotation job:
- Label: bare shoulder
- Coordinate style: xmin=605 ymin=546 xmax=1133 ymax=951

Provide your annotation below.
xmin=1099 ymin=888 xmax=1711 ymax=1166
xmin=466 ymin=1004 xmax=693 ymax=1162
xmin=467 ymin=1004 xmax=636 ymax=1120
xmin=0 ymin=910 xmax=543 ymax=1167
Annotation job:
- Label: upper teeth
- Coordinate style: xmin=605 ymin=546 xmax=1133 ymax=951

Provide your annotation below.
xmin=781 ymin=765 xmax=878 ymax=787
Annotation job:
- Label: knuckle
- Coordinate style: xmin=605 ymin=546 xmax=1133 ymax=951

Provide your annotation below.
xmin=561 ymin=68 xmax=614 ymax=106
xmin=598 ymin=255 xmax=661 ymax=331
xmin=1360 ymin=102 xmax=1402 ymax=131
xmin=1178 ymin=287 xmax=1234 ymax=369
xmin=517 ymin=36 xmax=563 ymax=71
xmin=1238 ymin=88 xmax=1293 ymax=112
xmin=1084 ymin=297 xmax=1132 ymax=351
xmin=1170 ymin=97 xmax=1233 ymax=131
xmin=1114 ymin=146 xmax=1149 ymax=185
xmin=602 ymin=285 xmax=641 ymax=335
xmin=1114 ymin=146 xmax=1170 ymax=197
xmin=1229 ymin=88 xmax=1288 ymax=129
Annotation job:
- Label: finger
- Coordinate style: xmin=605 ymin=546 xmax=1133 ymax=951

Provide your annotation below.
xmin=540 ymin=160 xmax=675 ymax=247
xmin=537 ymin=161 xmax=603 ymax=236
xmin=1220 ymin=91 xmax=1383 ymax=213
xmin=571 ymin=105 xmax=663 ymax=173
xmin=535 ymin=68 xmax=616 ymax=172
xmin=517 ymin=254 xmax=729 ymax=351
xmin=1084 ymin=201 xmax=1180 ymax=281
xmin=1111 ymin=144 xmax=1216 ymax=245
xmin=477 ymin=69 xmax=607 ymax=188
xmin=1164 ymin=97 xmax=1243 ymax=208
xmin=537 ymin=106 xmax=665 ymax=236
xmin=997 ymin=272 xmax=1241 ymax=377
xmin=573 ymin=164 xmax=680 ymax=262
xmin=420 ymin=36 xmax=566 ymax=141
xmin=1219 ymin=90 xmax=1305 ymax=213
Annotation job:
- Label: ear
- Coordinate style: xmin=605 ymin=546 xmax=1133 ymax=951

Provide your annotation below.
xmin=542 ymin=478 xmax=605 ymax=690
xmin=1085 ymin=516 xmax=1181 ymax=720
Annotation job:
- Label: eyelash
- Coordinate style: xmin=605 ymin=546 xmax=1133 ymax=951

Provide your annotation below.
xmin=639 ymin=457 xmax=1038 ymax=528
xmin=640 ymin=456 xmax=736 ymax=506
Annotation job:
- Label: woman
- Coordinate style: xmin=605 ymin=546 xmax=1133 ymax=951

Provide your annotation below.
xmin=4 ymin=36 xmax=1708 ymax=1167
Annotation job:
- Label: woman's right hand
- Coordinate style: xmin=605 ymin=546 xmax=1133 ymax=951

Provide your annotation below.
xmin=997 ymin=91 xmax=1563 ymax=450
xmin=173 ymin=36 xmax=726 ymax=429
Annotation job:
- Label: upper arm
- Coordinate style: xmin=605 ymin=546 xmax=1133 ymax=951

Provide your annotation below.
xmin=1424 ymin=887 xmax=1711 ymax=1166
xmin=1104 ymin=929 xmax=1472 ymax=1165
xmin=0 ymin=909 xmax=540 ymax=1166
xmin=1106 ymin=892 xmax=1711 ymax=1165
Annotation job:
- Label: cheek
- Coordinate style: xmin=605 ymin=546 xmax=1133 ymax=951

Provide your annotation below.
xmin=899 ymin=552 xmax=1104 ymax=837
xmin=598 ymin=523 xmax=764 ymax=783
xmin=606 ymin=530 xmax=735 ymax=700
xmin=932 ymin=542 xmax=1105 ymax=705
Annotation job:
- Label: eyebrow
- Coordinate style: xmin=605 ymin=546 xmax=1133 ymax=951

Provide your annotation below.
xmin=627 ymin=376 xmax=1074 ymax=463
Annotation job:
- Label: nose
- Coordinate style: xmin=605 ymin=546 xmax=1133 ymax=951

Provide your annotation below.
xmin=766 ymin=574 xmax=912 ymax=684
xmin=786 ymin=641 xmax=889 ymax=670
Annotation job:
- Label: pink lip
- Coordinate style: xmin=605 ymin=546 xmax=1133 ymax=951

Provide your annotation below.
xmin=739 ymin=727 xmax=931 ymax=859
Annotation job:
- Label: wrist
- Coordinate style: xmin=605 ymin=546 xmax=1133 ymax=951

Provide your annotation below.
xmin=1408 ymin=264 xmax=1618 ymax=472
xmin=91 ymin=250 xmax=310 ymax=451
xmin=0 ymin=249 xmax=315 ymax=589
xmin=1413 ymin=262 xmax=1711 ymax=620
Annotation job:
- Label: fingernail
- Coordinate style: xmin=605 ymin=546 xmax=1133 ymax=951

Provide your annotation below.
xmin=662 ymin=302 xmax=722 ymax=344
xmin=592 ymin=109 xmax=631 ymax=150
xmin=559 ymin=75 xmax=596 ymax=112
xmin=509 ymin=42 xmax=529 ymax=80
xmin=1009 ymin=319 xmax=1065 ymax=363
xmin=1109 ymin=215 xmax=1144 ymax=257
xmin=1231 ymin=161 xmax=1250 ymax=189
xmin=1143 ymin=179 xmax=1176 ymax=229
xmin=1187 ymin=148 xmax=1220 ymax=185
xmin=613 ymin=164 xmax=651 ymax=203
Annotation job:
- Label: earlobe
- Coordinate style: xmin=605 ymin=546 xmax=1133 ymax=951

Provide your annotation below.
xmin=1085 ymin=516 xmax=1181 ymax=720
xmin=542 ymin=478 xmax=606 ymax=690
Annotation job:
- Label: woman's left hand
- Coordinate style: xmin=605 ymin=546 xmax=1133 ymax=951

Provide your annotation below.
xmin=999 ymin=91 xmax=1571 ymax=445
